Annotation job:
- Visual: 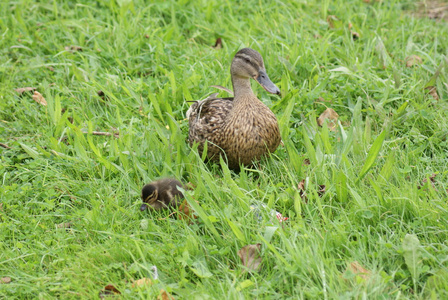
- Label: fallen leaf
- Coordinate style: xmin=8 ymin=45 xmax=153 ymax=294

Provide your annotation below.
xmin=144 ymin=34 xmax=149 ymax=39
xmin=213 ymin=38 xmax=222 ymax=49
xmin=298 ymin=179 xmax=308 ymax=202
xmin=418 ymin=173 xmax=437 ymax=189
xmin=298 ymin=179 xmax=325 ymax=201
xmin=99 ymin=284 xmax=121 ymax=298
xmin=157 ymin=289 xmax=175 ymax=300
xmin=177 ymin=199 xmax=198 ymax=222
xmin=343 ymin=261 xmax=371 ymax=281
xmin=425 ymin=86 xmax=439 ymax=100
xmin=32 ymin=91 xmax=47 ymax=106
xmin=132 ymin=278 xmax=153 ymax=288
xmin=351 ymin=31 xmax=360 ymax=40
xmin=65 ymin=45 xmax=83 ymax=52
xmin=303 ymin=158 xmax=311 ymax=165
xmin=238 ymin=244 xmax=262 ymax=272
xmin=15 ymin=87 xmax=36 ymax=95
xmin=56 ymin=222 xmax=72 ymax=229
xmin=317 ymin=108 xmax=339 ymax=131
xmin=348 ymin=22 xmax=353 ymax=30
xmin=1 ymin=277 xmax=11 ymax=284
xmin=318 ymin=185 xmax=326 ymax=197
xmin=405 ymin=55 xmax=422 ymax=67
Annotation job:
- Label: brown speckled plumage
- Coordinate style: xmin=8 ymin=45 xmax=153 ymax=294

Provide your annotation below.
xmin=140 ymin=178 xmax=184 ymax=211
xmin=188 ymin=48 xmax=281 ymax=170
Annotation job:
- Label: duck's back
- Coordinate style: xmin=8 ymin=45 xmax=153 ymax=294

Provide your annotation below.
xmin=188 ymin=97 xmax=234 ymax=160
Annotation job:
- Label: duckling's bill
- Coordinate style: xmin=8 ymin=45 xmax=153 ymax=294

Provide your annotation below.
xmin=256 ymin=70 xmax=280 ymax=95
xmin=140 ymin=203 xmax=148 ymax=211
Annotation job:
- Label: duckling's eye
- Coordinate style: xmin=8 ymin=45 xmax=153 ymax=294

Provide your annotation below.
xmin=244 ymin=58 xmax=251 ymax=63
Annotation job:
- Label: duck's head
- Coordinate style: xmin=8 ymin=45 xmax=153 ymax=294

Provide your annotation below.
xmin=140 ymin=184 xmax=159 ymax=211
xmin=231 ymin=48 xmax=280 ymax=95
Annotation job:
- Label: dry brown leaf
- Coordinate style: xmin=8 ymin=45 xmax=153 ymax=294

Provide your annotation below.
xmin=177 ymin=199 xmax=198 ymax=223
xmin=157 ymin=289 xmax=175 ymax=300
xmin=317 ymin=108 xmax=339 ymax=131
xmin=99 ymin=284 xmax=121 ymax=298
xmin=318 ymin=185 xmax=326 ymax=197
xmin=98 ymin=90 xmax=105 ymax=98
xmin=56 ymin=222 xmax=72 ymax=229
xmin=213 ymin=38 xmax=222 ymax=49
xmin=425 ymin=86 xmax=439 ymax=100
xmin=1 ymin=277 xmax=11 ymax=284
xmin=298 ymin=179 xmax=307 ymax=202
xmin=343 ymin=261 xmax=371 ymax=281
xmin=15 ymin=87 xmax=36 ymax=95
xmin=351 ymin=31 xmax=360 ymax=40
xmin=65 ymin=45 xmax=83 ymax=52
xmin=298 ymin=180 xmax=325 ymax=201
xmin=32 ymin=91 xmax=47 ymax=106
xmin=132 ymin=278 xmax=153 ymax=288
xmin=405 ymin=55 xmax=422 ymax=67
xmin=418 ymin=173 xmax=438 ymax=190
xmin=303 ymin=158 xmax=311 ymax=166
xmin=238 ymin=244 xmax=262 ymax=272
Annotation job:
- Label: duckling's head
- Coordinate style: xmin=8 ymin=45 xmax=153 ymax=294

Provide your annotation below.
xmin=231 ymin=48 xmax=280 ymax=95
xmin=140 ymin=184 xmax=159 ymax=211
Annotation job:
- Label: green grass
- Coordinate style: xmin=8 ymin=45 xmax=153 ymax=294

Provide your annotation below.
xmin=1 ymin=0 xmax=448 ymax=298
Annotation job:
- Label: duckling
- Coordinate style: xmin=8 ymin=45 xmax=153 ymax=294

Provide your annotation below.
xmin=187 ymin=48 xmax=281 ymax=170
xmin=140 ymin=178 xmax=184 ymax=211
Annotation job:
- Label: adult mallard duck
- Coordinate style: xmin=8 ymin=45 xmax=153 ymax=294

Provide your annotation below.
xmin=187 ymin=48 xmax=281 ymax=170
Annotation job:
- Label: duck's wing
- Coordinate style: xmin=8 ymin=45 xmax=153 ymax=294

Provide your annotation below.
xmin=187 ymin=96 xmax=234 ymax=155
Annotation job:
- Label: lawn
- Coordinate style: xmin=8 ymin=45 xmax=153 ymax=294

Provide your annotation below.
xmin=1 ymin=0 xmax=448 ymax=298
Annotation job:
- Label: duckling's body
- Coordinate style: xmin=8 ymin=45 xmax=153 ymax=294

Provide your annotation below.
xmin=188 ymin=48 xmax=281 ymax=170
xmin=140 ymin=178 xmax=184 ymax=211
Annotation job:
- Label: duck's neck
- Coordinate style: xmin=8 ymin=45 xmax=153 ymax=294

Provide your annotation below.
xmin=232 ymin=76 xmax=255 ymax=101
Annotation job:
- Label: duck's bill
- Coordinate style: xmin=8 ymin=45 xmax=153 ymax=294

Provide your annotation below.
xmin=140 ymin=203 xmax=148 ymax=211
xmin=256 ymin=70 xmax=280 ymax=95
